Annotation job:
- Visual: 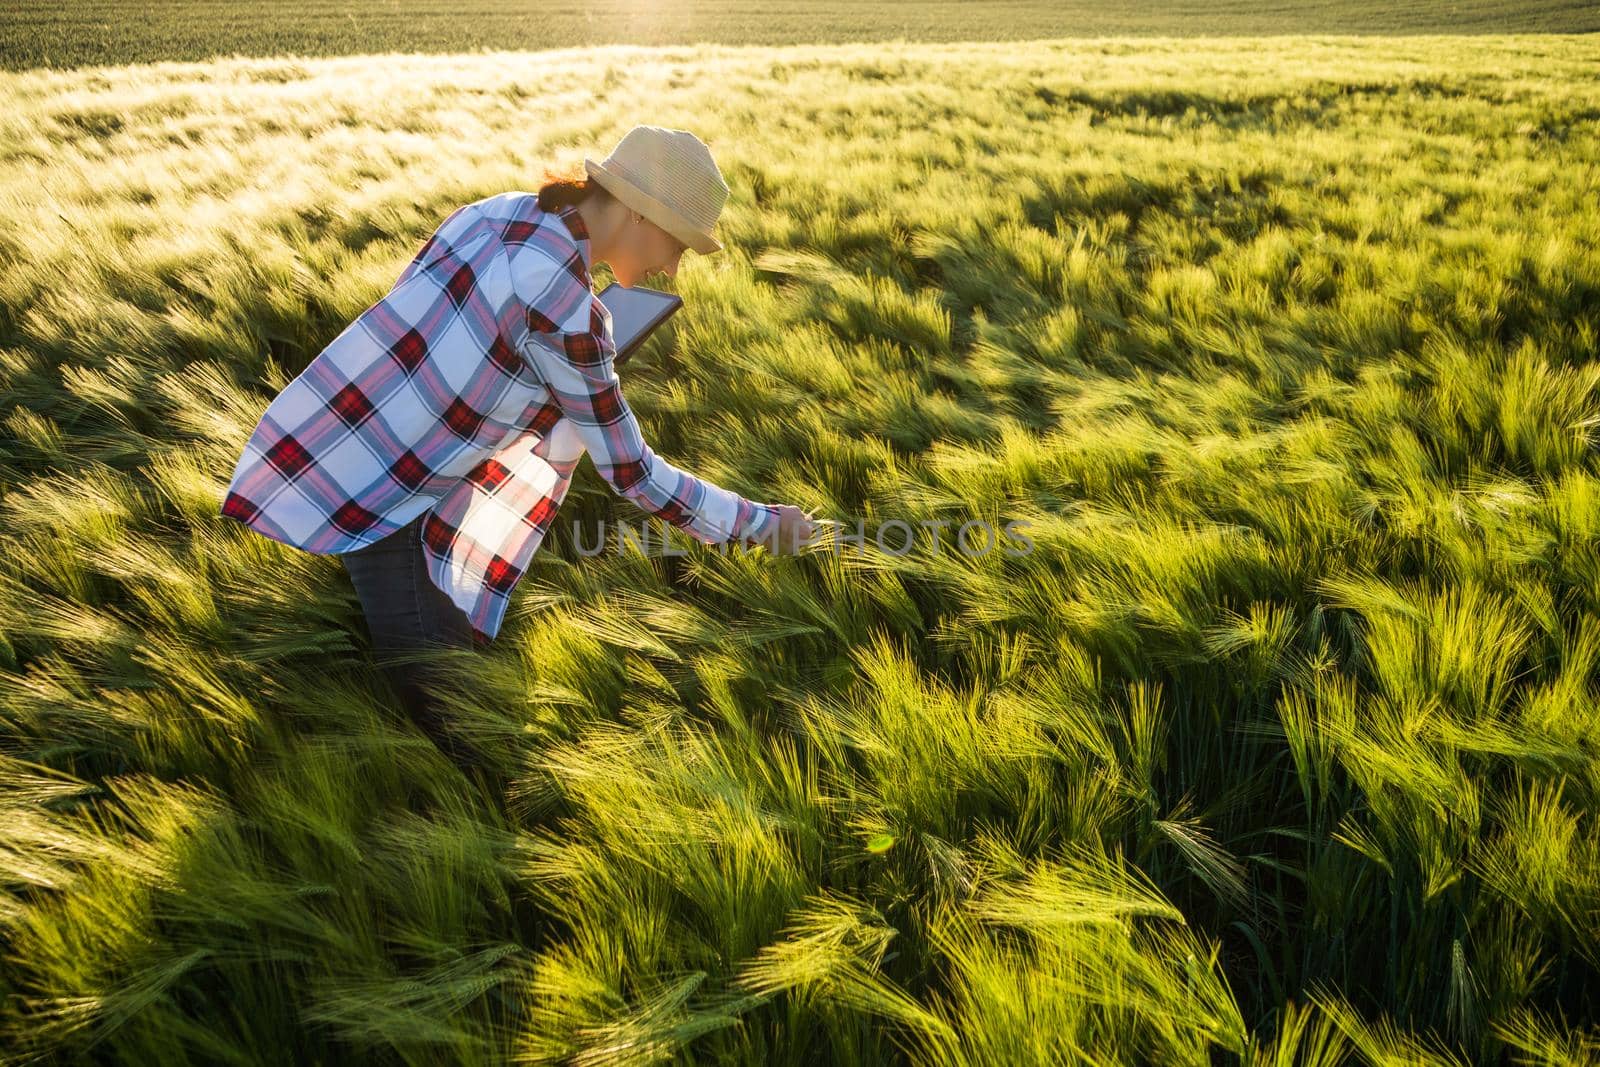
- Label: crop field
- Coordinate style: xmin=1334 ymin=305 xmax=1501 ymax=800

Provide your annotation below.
xmin=1 ymin=23 xmax=1600 ymax=1067
xmin=2 ymin=0 xmax=1599 ymax=71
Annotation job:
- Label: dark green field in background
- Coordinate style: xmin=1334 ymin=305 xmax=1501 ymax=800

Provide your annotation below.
xmin=1 ymin=0 xmax=1597 ymax=72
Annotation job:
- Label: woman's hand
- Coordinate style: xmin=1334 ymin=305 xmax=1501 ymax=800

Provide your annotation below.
xmin=767 ymin=504 xmax=817 ymax=555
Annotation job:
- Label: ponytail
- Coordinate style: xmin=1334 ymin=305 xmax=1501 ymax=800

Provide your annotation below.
xmin=535 ymin=170 xmax=609 ymax=212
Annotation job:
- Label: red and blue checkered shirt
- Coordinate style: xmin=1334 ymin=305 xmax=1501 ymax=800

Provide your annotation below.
xmin=220 ymin=192 xmax=780 ymax=647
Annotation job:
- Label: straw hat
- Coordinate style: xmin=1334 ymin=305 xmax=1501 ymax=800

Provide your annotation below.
xmin=584 ymin=125 xmax=729 ymax=255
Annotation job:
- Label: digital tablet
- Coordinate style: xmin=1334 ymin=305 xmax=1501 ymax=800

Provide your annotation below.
xmin=597 ymin=282 xmax=683 ymax=366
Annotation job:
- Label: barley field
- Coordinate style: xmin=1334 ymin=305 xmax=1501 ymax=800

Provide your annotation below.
xmin=2 ymin=28 xmax=1600 ymax=1067
xmin=3 ymin=0 xmax=1598 ymax=72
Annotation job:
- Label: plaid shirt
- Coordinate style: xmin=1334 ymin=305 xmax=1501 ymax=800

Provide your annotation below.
xmin=220 ymin=192 xmax=779 ymax=647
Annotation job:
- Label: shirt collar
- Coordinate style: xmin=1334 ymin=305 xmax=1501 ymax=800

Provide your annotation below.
xmin=554 ymin=203 xmax=592 ymax=280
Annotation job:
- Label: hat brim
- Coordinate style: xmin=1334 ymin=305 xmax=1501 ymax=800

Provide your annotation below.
xmin=584 ymin=158 xmax=722 ymax=255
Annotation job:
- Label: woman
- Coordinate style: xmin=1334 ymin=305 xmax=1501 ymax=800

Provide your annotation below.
xmin=220 ymin=124 xmax=815 ymax=767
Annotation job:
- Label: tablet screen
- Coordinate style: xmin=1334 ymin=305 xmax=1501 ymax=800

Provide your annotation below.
xmin=597 ymin=282 xmax=683 ymax=364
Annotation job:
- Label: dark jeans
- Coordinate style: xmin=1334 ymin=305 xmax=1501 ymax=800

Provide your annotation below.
xmin=337 ymin=512 xmax=481 ymax=768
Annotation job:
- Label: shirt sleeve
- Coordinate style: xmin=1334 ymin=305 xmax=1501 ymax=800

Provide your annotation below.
xmin=505 ymin=252 xmax=780 ymax=548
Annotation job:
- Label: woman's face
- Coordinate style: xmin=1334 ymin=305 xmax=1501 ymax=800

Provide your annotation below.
xmin=612 ymin=213 xmax=688 ymax=288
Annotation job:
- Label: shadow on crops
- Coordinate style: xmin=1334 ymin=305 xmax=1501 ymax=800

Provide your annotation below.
xmin=1016 ymin=165 xmax=1290 ymax=272
xmin=1025 ymin=76 xmax=1500 ymax=132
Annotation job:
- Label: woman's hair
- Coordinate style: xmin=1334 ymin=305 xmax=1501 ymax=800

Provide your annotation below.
xmin=535 ymin=169 xmax=612 ymax=212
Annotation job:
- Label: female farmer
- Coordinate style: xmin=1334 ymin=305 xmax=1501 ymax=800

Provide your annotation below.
xmin=220 ymin=124 xmax=816 ymax=765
